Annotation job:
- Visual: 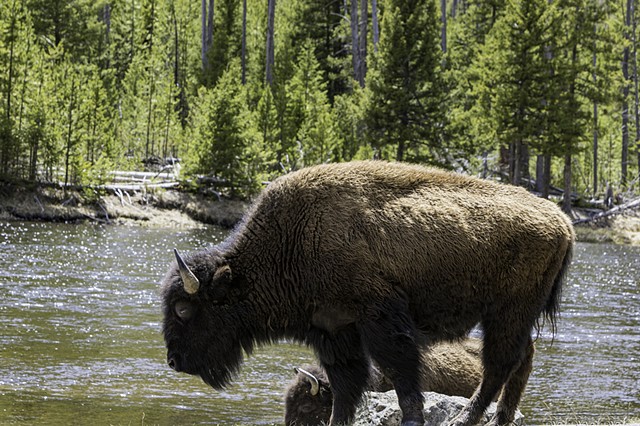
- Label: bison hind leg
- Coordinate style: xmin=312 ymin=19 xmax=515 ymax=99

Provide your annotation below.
xmin=486 ymin=338 xmax=534 ymax=426
xmin=449 ymin=319 xmax=535 ymax=426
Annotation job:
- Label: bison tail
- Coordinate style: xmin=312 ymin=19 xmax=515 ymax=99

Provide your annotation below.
xmin=537 ymin=237 xmax=574 ymax=341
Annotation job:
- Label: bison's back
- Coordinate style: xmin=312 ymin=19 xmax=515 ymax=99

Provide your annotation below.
xmin=237 ymin=161 xmax=573 ymax=336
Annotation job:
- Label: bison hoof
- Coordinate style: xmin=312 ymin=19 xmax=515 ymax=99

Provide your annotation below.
xmin=447 ymin=415 xmax=472 ymax=426
xmin=485 ymin=413 xmax=513 ymax=426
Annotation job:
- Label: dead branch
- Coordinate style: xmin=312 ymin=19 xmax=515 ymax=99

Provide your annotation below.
xmin=34 ymin=195 xmax=44 ymax=213
xmin=573 ymin=197 xmax=640 ymax=225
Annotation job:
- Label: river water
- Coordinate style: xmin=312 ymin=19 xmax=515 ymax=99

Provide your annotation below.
xmin=0 ymin=222 xmax=638 ymax=425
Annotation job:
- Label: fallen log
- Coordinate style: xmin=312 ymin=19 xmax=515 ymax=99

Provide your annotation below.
xmin=573 ymin=197 xmax=640 ymax=225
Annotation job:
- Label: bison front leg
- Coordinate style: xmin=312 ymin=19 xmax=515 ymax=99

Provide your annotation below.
xmin=359 ymin=299 xmax=425 ymax=426
xmin=323 ymin=357 xmax=370 ymax=425
xmin=311 ymin=325 xmax=370 ymax=425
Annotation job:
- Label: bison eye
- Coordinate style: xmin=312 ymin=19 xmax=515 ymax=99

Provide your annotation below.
xmin=175 ymin=300 xmax=195 ymax=321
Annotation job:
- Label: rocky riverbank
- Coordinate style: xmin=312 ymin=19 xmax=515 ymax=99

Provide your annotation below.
xmin=353 ymin=391 xmax=524 ymax=426
xmin=572 ymin=210 xmax=640 ymax=245
xmin=0 ymin=183 xmax=247 ymax=229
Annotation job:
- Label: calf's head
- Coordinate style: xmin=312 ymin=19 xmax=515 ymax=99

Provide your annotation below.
xmin=161 ymin=248 xmax=249 ymax=389
xmin=284 ymin=366 xmax=333 ymax=426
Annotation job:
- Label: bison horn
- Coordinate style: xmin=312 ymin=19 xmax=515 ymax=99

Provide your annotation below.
xmin=174 ymin=249 xmax=200 ymax=294
xmin=295 ymin=367 xmax=320 ymax=396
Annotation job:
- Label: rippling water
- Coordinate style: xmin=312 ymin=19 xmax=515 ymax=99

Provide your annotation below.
xmin=0 ymin=222 xmax=638 ymax=425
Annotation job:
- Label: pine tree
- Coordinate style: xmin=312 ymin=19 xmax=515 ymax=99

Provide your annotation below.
xmin=471 ymin=0 xmax=551 ymax=185
xmin=548 ymin=0 xmax=602 ymax=212
xmin=446 ymin=0 xmax=507 ymax=161
xmin=333 ymin=85 xmax=367 ymax=161
xmin=27 ymin=0 xmax=106 ymax=62
xmin=365 ymin=0 xmax=446 ymax=163
xmin=287 ymin=41 xmax=339 ymax=167
xmin=205 ymin=0 xmax=241 ymax=87
xmin=108 ymin=0 xmax=140 ymax=87
xmin=242 ymin=83 xmax=279 ymax=188
xmin=192 ymin=61 xmax=247 ymax=192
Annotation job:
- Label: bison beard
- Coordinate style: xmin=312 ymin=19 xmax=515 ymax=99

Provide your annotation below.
xmin=160 ymin=161 xmax=574 ymax=426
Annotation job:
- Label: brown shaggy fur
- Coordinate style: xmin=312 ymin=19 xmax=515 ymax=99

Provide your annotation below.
xmin=161 ymin=161 xmax=574 ymax=426
xmin=285 ymin=338 xmax=486 ymax=426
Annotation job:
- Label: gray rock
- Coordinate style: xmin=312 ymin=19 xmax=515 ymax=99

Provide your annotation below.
xmin=353 ymin=391 xmax=524 ymax=426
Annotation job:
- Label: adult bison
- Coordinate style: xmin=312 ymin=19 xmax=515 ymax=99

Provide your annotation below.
xmin=285 ymin=338 xmax=486 ymax=426
xmin=161 ymin=161 xmax=574 ymax=426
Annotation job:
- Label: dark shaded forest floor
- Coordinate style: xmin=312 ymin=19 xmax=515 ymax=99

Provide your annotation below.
xmin=1 ymin=182 xmax=639 ymax=245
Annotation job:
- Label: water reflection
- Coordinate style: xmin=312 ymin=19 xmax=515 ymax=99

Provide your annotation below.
xmin=0 ymin=222 xmax=638 ymax=424
xmin=523 ymin=243 xmax=640 ymax=424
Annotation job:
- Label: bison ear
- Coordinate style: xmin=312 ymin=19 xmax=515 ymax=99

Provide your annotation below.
xmin=208 ymin=264 xmax=234 ymax=302
xmin=212 ymin=264 xmax=232 ymax=286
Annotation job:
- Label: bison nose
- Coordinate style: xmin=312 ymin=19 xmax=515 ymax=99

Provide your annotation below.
xmin=167 ymin=353 xmax=181 ymax=371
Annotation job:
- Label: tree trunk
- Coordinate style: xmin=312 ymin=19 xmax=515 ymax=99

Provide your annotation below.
xmin=396 ymin=140 xmax=405 ymax=162
xmin=64 ymin=78 xmax=77 ymax=189
xmin=163 ymin=83 xmax=172 ymax=159
xmin=358 ymin=0 xmax=368 ymax=86
xmin=521 ymin=143 xmax=530 ymax=181
xmin=207 ymin=0 xmax=214 ymax=55
xmin=563 ymin=39 xmax=580 ymax=214
xmin=622 ymin=0 xmax=631 ymax=188
xmin=104 ymin=4 xmax=111 ymax=43
xmin=145 ymin=80 xmax=156 ymax=159
xmin=18 ymin=29 xmax=32 ymax=135
xmin=441 ymin=0 xmax=447 ymax=52
xmin=102 ymin=4 xmax=111 ymax=69
xmin=265 ymin=0 xmax=276 ymax=85
xmin=372 ymin=0 xmax=379 ymax=53
xmin=201 ymin=0 xmax=206 ymax=68
xmin=543 ymin=152 xmax=551 ymax=199
xmin=29 ymin=50 xmax=46 ymax=182
xmin=512 ymin=139 xmax=522 ymax=185
xmin=350 ymin=0 xmax=361 ymax=86
xmin=241 ymin=0 xmax=247 ymax=85
xmin=633 ymin=0 xmax=640 ymax=184
xmin=201 ymin=0 xmax=214 ymax=71
xmin=147 ymin=0 xmax=156 ymax=52
xmin=536 ymin=154 xmax=551 ymax=198
xmin=593 ymin=22 xmax=598 ymax=197
xmin=129 ymin=0 xmax=136 ymax=64
xmin=6 ymin=0 xmax=16 ymax=125
xmin=536 ymin=154 xmax=544 ymax=194
xmin=171 ymin=3 xmax=179 ymax=86
xmin=562 ymin=151 xmax=572 ymax=215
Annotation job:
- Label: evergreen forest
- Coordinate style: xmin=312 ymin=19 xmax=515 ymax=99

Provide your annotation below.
xmin=2 ymin=0 xmax=639 ymax=211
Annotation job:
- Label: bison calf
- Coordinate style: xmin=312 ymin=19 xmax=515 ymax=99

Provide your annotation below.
xmin=285 ymin=338 xmax=486 ymax=426
xmin=161 ymin=161 xmax=574 ymax=426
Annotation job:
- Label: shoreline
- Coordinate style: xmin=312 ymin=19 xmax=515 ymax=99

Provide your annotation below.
xmin=2 ymin=183 xmax=640 ymax=245
xmin=0 ymin=183 xmax=248 ymax=230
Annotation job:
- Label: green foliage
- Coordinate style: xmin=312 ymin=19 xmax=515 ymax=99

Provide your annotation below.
xmin=472 ymin=0 xmax=551 ymax=153
xmin=365 ymin=0 xmax=447 ymax=163
xmin=204 ymin=0 xmax=242 ymax=87
xmin=192 ymin=61 xmax=247 ymax=191
xmin=283 ymin=40 xmax=339 ymax=168
xmin=0 ymin=0 xmax=637 ymax=198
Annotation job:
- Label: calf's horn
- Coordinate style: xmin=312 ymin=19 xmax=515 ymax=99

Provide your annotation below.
xmin=174 ymin=249 xmax=200 ymax=294
xmin=295 ymin=367 xmax=320 ymax=396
